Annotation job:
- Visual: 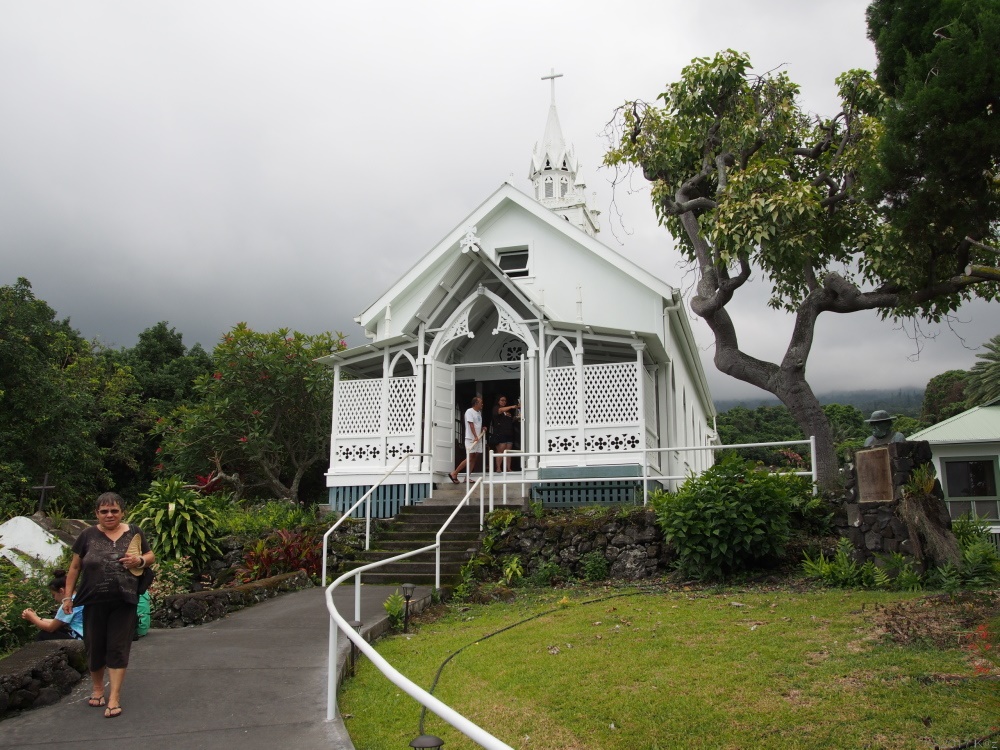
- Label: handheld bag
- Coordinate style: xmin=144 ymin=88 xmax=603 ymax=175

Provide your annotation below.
xmin=126 ymin=528 xmax=155 ymax=595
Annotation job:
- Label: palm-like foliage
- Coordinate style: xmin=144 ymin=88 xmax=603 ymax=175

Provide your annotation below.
xmin=966 ymin=334 xmax=1000 ymax=406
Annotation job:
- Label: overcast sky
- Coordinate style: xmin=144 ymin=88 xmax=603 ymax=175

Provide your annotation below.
xmin=1 ymin=1 xmax=994 ymax=400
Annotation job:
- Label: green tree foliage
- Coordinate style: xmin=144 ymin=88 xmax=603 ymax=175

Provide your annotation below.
xmin=0 ymin=279 xmax=143 ymax=516
xmin=121 ymin=322 xmax=213 ymax=414
xmin=966 ymin=333 xmax=1000 ymax=405
xmin=716 ymin=403 xmax=868 ymax=466
xmin=866 ymin=0 xmax=1000 ymax=279
xmin=109 ymin=322 xmax=214 ymax=497
xmin=156 ymin=323 xmax=345 ymax=503
xmin=716 ymin=406 xmax=803 ymax=464
xmin=921 ymin=369 xmax=969 ymax=424
xmin=605 ymin=40 xmax=997 ymax=489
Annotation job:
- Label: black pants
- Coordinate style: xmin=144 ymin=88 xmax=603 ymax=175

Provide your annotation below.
xmin=83 ymin=600 xmax=137 ymax=671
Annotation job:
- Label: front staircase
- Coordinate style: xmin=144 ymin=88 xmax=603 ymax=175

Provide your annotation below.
xmin=339 ymin=490 xmax=483 ymax=587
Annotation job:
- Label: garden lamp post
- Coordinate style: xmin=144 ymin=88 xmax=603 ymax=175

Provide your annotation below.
xmin=401 ymin=583 xmax=415 ymax=634
xmin=409 ymin=735 xmax=444 ymax=748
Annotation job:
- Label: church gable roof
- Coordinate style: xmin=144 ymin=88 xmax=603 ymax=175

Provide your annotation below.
xmin=358 ymin=182 xmax=677 ymax=338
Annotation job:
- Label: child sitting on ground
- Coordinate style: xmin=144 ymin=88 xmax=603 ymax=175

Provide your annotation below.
xmin=21 ymin=569 xmax=84 ymax=641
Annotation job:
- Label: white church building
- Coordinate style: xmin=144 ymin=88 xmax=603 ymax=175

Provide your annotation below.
xmin=322 ymin=85 xmax=717 ymax=515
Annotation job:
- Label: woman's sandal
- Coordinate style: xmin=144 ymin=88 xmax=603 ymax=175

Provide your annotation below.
xmin=448 ymin=473 xmax=459 ymax=484
xmin=105 ymin=705 xmax=122 ymax=718
xmin=88 ymin=695 xmax=106 ymax=708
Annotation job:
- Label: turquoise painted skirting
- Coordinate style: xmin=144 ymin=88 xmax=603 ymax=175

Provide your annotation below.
xmin=531 ymin=465 xmax=655 ymax=506
xmin=329 ymin=483 xmax=430 ymax=518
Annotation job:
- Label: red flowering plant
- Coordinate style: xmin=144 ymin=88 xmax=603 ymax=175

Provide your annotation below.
xmin=153 ymin=323 xmax=346 ymax=503
xmin=964 ymin=623 xmax=1000 ymax=676
xmin=236 ymin=529 xmax=323 ymax=583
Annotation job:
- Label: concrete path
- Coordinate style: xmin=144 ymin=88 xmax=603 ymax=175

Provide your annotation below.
xmin=0 ymin=584 xmax=431 ymax=750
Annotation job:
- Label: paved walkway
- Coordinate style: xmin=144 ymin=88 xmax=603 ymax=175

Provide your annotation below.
xmin=0 ymin=584 xmax=430 ymax=750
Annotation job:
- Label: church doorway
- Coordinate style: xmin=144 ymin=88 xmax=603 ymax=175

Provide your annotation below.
xmin=453 ymin=378 xmax=522 ymax=473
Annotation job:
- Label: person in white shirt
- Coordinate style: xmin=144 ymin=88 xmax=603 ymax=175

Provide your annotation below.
xmin=449 ymin=396 xmax=484 ymax=483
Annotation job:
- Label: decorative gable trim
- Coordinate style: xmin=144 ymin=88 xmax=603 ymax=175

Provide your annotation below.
xmin=429 ymin=285 xmax=536 ymax=359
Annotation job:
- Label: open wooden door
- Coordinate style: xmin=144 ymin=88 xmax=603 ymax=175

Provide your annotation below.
xmin=431 ymin=361 xmax=456 ymax=478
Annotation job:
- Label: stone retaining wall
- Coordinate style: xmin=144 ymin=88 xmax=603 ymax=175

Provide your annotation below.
xmin=0 ymin=641 xmax=86 ymax=718
xmin=151 ymin=570 xmax=313 ymax=628
xmin=492 ymin=508 xmax=672 ymax=580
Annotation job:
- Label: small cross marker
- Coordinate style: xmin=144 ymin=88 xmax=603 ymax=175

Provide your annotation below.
xmin=32 ymin=473 xmax=55 ymax=514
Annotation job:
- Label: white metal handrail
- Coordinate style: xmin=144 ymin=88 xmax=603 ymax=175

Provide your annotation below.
xmin=322 ymin=451 xmax=432 ymax=586
xmin=324 ymin=479 xmax=513 ymax=748
xmin=485 ymin=437 xmax=818 ymax=511
xmin=322 ymin=436 xmax=816 ymax=746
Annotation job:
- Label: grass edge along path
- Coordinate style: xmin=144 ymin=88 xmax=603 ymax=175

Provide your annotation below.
xmin=339 ymin=584 xmax=1000 ymax=750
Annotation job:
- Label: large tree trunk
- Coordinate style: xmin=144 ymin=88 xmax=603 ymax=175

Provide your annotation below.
xmin=681 ymin=214 xmax=841 ymax=489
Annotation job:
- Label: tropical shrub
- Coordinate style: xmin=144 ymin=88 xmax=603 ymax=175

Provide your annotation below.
xmin=802 ymin=538 xmax=901 ymax=589
xmin=131 ymin=476 xmax=221 ymax=565
xmin=529 ymin=560 xmax=565 ymax=587
xmin=0 ymin=562 xmax=56 ymax=655
xmin=237 ymin=529 xmax=322 ymax=582
xmin=580 ymin=550 xmax=610 ymax=581
xmin=213 ymin=498 xmax=318 ymax=537
xmin=147 ymin=555 xmax=194 ymax=607
xmin=650 ymin=454 xmax=798 ymax=579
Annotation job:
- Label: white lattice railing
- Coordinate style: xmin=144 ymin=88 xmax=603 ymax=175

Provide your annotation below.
xmin=334 ymin=376 xmax=419 ymax=467
xmin=585 ymin=362 xmax=638 ymax=424
xmin=543 ymin=362 xmax=643 ymax=465
xmin=545 ymin=365 xmax=578 ymax=427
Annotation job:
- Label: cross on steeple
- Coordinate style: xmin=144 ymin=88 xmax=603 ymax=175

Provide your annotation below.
xmin=541 ymin=68 xmax=563 ymax=105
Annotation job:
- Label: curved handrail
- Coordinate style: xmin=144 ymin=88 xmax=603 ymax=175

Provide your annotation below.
xmin=322 ymin=451 xmax=431 ymax=586
xmin=325 ymin=479 xmax=513 ymax=748
xmin=434 ymin=479 xmax=478 ymax=590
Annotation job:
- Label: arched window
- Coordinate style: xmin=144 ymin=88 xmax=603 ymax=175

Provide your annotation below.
xmin=544 ymin=177 xmax=553 ymax=198
xmin=560 ymin=178 xmax=569 ymax=197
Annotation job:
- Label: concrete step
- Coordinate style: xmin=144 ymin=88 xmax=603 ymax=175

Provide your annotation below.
xmin=343 ymin=560 xmax=460 ymax=575
xmin=376 ymin=539 xmax=477 ymax=551
xmin=359 ymin=572 xmax=455 ymax=586
xmin=357 ymin=549 xmax=470 ymax=564
xmin=394 ymin=521 xmax=482 ymax=534
xmin=376 ymin=531 xmax=481 ymax=544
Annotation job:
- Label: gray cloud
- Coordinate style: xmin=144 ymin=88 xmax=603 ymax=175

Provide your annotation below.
xmin=1 ymin=1 xmax=994 ymax=401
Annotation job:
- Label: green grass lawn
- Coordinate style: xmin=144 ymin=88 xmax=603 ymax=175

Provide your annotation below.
xmin=339 ymin=584 xmax=1000 ymax=750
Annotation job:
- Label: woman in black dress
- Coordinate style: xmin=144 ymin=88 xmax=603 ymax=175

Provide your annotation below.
xmin=491 ymin=395 xmax=519 ymax=472
xmin=63 ymin=492 xmax=154 ymax=718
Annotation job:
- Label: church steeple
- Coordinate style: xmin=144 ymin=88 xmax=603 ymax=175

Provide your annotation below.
xmin=528 ymin=69 xmax=600 ymax=236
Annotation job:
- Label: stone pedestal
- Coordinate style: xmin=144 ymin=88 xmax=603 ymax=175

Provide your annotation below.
xmin=836 ymin=440 xmax=950 ymax=565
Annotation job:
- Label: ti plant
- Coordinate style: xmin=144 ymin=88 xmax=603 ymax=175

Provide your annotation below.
xmin=131 ymin=476 xmax=222 ymax=565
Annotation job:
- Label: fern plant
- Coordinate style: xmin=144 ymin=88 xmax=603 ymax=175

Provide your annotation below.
xmin=502 ymin=555 xmax=524 ymax=585
xmin=383 ymin=590 xmax=405 ymax=630
xmin=131 ymin=476 xmax=221 ymax=565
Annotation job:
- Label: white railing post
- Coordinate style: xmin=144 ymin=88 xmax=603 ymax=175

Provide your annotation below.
xmin=326 ymin=617 xmax=337 ymax=721
xmin=365 ymin=492 xmax=371 ymax=551
xmin=810 ymin=434 xmax=818 ymax=494
xmin=488 ymin=449 xmax=494 ymax=514
xmin=354 ymin=572 xmax=361 ymax=624
xmin=641 ymin=446 xmax=649 ymax=505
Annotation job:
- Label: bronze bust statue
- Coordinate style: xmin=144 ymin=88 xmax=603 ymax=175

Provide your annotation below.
xmin=863 ymin=410 xmax=905 ymax=447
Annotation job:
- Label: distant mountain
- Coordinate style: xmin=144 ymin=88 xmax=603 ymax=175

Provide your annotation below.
xmin=714 ymin=387 xmax=924 ymax=418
